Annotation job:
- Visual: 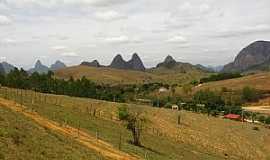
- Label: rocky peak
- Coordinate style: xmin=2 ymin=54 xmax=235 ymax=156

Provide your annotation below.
xmin=109 ymin=53 xmax=145 ymax=71
xmin=164 ymin=55 xmax=176 ymax=63
xmin=51 ymin=60 xmax=66 ymax=70
xmin=223 ymin=40 xmax=270 ymax=72
xmin=0 ymin=61 xmax=15 ymax=73
xmin=81 ymin=60 xmax=100 ymax=67
xmin=128 ymin=53 xmax=145 ymax=71
xmin=157 ymin=55 xmax=177 ymax=68
xmin=29 ymin=60 xmax=49 ymax=74
xmin=35 ymin=60 xmax=43 ymax=68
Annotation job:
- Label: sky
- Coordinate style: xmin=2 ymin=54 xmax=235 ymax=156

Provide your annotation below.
xmin=0 ymin=0 xmax=270 ymax=69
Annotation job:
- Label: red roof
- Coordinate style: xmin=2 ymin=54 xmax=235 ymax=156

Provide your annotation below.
xmin=224 ymin=114 xmax=241 ymax=119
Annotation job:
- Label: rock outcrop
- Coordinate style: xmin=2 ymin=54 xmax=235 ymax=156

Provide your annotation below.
xmin=109 ymin=53 xmax=145 ymax=71
xmin=223 ymin=41 xmax=270 ymax=72
xmin=81 ymin=60 xmax=101 ymax=67
xmin=50 ymin=60 xmax=66 ymax=71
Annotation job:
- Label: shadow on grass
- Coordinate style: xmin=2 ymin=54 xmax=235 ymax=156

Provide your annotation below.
xmin=127 ymin=140 xmax=164 ymax=156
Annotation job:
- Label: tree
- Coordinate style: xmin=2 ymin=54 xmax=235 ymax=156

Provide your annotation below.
xmin=242 ymin=86 xmax=259 ymax=102
xmin=118 ymin=106 xmax=145 ymax=146
xmin=193 ymin=89 xmax=225 ymax=116
xmin=182 ymin=84 xmax=192 ymax=95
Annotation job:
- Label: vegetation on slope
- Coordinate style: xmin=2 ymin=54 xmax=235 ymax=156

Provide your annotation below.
xmin=1 ymin=87 xmax=270 ymax=159
xmin=0 ymin=104 xmax=105 ymax=160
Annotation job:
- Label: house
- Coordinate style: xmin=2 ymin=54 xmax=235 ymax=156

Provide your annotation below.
xmin=158 ymin=87 xmax=168 ymax=93
xmin=223 ymin=114 xmax=242 ymax=121
xmin=172 ymin=104 xmax=179 ymax=110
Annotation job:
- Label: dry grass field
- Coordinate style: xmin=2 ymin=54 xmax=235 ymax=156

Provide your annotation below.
xmin=1 ymin=87 xmax=270 ymax=160
xmin=55 ymin=65 xmax=207 ymax=85
xmin=195 ymin=72 xmax=270 ymax=92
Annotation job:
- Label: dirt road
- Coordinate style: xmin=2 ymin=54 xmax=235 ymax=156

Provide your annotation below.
xmin=243 ymin=106 xmax=270 ymax=114
xmin=0 ymin=98 xmax=141 ymax=160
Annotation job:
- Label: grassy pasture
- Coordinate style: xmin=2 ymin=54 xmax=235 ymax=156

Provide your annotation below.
xmin=55 ymin=65 xmax=207 ymax=85
xmin=0 ymin=103 xmax=106 ymax=160
xmin=1 ymin=87 xmax=270 ymax=160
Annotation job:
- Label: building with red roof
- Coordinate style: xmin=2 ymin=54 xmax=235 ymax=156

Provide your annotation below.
xmin=224 ymin=114 xmax=242 ymax=121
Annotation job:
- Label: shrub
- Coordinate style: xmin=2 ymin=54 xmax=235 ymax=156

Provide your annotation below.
xmin=265 ymin=116 xmax=270 ymax=124
xmin=118 ymin=106 xmax=129 ymax=120
xmin=242 ymin=86 xmax=259 ymax=102
xmin=258 ymin=115 xmax=266 ymax=123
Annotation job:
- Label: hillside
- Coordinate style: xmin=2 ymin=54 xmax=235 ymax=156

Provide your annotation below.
xmin=55 ymin=65 xmax=208 ymax=85
xmin=55 ymin=65 xmax=158 ymax=84
xmin=195 ymin=72 xmax=270 ymax=92
xmin=1 ymin=87 xmax=270 ymax=159
xmin=0 ymin=102 xmax=106 ymax=160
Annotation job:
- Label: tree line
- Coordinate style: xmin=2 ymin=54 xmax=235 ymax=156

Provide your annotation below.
xmin=0 ymin=68 xmax=167 ymax=103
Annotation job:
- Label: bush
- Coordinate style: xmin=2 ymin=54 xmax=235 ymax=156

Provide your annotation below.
xmin=258 ymin=115 xmax=266 ymax=123
xmin=242 ymin=86 xmax=259 ymax=102
xmin=164 ymin=102 xmax=172 ymax=109
xmin=200 ymin=73 xmax=242 ymax=83
xmin=265 ymin=116 xmax=270 ymax=124
xmin=118 ymin=106 xmax=129 ymax=120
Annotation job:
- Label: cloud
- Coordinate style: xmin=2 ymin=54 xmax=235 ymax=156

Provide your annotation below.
xmin=94 ymin=10 xmax=126 ymax=21
xmin=0 ymin=56 xmax=6 ymax=61
xmin=89 ymin=0 xmax=131 ymax=7
xmin=167 ymin=35 xmax=188 ymax=43
xmin=2 ymin=0 xmax=132 ymax=11
xmin=60 ymin=52 xmax=78 ymax=57
xmin=104 ymin=35 xmax=129 ymax=43
xmin=50 ymin=45 xmax=68 ymax=51
xmin=0 ymin=38 xmax=17 ymax=46
xmin=0 ymin=15 xmax=12 ymax=25
xmin=214 ymin=24 xmax=270 ymax=38
xmin=103 ymin=35 xmax=142 ymax=44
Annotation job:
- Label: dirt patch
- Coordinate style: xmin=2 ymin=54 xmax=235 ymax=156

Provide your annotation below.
xmin=0 ymin=98 xmax=141 ymax=160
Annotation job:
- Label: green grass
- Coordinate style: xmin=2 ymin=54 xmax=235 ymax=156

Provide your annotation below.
xmin=1 ymin=87 xmax=270 ymax=160
xmin=0 ymin=104 xmax=106 ymax=160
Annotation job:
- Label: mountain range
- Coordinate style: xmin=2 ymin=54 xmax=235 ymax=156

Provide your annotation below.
xmin=28 ymin=60 xmax=67 ymax=74
xmin=223 ymin=40 xmax=270 ymax=72
xmin=2 ymin=40 xmax=270 ymax=75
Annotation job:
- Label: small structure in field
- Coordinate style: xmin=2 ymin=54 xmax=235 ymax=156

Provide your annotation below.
xmin=172 ymin=104 xmax=179 ymax=110
xmin=223 ymin=114 xmax=242 ymax=121
xmin=158 ymin=87 xmax=168 ymax=93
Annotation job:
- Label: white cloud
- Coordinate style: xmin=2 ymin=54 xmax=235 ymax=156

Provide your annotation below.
xmin=60 ymin=52 xmax=78 ymax=57
xmin=214 ymin=24 xmax=270 ymax=38
xmin=167 ymin=35 xmax=188 ymax=43
xmin=50 ymin=46 xmax=67 ymax=51
xmin=0 ymin=15 xmax=12 ymax=25
xmin=199 ymin=4 xmax=210 ymax=14
xmin=104 ymin=35 xmax=129 ymax=43
xmin=0 ymin=56 xmax=6 ymax=61
xmin=94 ymin=10 xmax=126 ymax=21
xmin=0 ymin=38 xmax=17 ymax=46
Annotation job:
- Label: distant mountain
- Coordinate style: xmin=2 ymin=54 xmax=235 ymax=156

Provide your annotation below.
xmin=223 ymin=41 xmax=270 ymax=72
xmin=157 ymin=55 xmax=177 ymax=68
xmin=0 ymin=63 xmax=5 ymax=75
xmin=195 ymin=64 xmax=215 ymax=72
xmin=81 ymin=60 xmax=101 ymax=67
xmin=195 ymin=64 xmax=224 ymax=72
xmin=50 ymin=60 xmax=66 ymax=71
xmin=0 ymin=61 xmax=15 ymax=73
xmin=109 ymin=53 xmax=145 ymax=71
xmin=154 ymin=55 xmax=207 ymax=73
xmin=28 ymin=60 xmax=50 ymax=74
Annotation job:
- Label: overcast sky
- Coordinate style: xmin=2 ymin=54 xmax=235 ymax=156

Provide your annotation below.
xmin=0 ymin=0 xmax=270 ymax=69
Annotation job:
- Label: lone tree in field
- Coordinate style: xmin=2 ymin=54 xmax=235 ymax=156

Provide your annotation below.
xmin=118 ymin=106 xmax=145 ymax=146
